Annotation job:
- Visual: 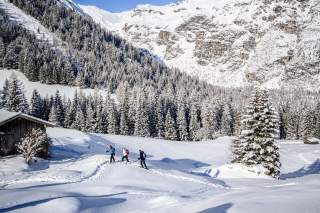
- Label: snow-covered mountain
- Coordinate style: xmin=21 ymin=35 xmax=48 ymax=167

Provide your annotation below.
xmin=80 ymin=0 xmax=320 ymax=90
xmin=58 ymin=0 xmax=85 ymax=15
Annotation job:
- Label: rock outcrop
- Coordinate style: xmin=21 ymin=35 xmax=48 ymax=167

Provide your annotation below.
xmin=81 ymin=0 xmax=320 ymax=90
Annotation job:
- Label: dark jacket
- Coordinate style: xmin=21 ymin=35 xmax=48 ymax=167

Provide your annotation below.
xmin=139 ymin=151 xmax=146 ymax=160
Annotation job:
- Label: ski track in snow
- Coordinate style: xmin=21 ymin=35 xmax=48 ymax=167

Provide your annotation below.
xmin=1 ymin=128 xmax=320 ymax=213
xmin=0 ymin=156 xmax=225 ymax=190
xmin=298 ymin=153 xmax=312 ymax=164
xmin=264 ymin=182 xmax=299 ymax=188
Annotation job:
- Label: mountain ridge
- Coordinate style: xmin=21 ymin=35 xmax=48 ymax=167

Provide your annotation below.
xmin=80 ymin=0 xmax=320 ymax=91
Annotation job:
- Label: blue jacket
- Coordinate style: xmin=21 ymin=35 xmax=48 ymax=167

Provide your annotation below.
xmin=110 ymin=147 xmax=116 ymax=155
xmin=107 ymin=146 xmax=116 ymax=155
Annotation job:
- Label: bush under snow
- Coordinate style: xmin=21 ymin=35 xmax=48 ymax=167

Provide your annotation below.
xmin=16 ymin=128 xmax=50 ymax=164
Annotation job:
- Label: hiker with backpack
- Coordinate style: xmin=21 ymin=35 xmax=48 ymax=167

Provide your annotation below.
xmin=106 ymin=145 xmax=116 ymax=163
xmin=122 ymin=148 xmax=130 ymax=162
xmin=138 ymin=149 xmax=148 ymax=169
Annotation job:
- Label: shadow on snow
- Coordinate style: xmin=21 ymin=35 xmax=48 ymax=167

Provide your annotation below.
xmin=197 ymin=203 xmax=233 ymax=213
xmin=280 ymin=159 xmax=320 ymax=179
xmin=0 ymin=192 xmax=127 ymax=212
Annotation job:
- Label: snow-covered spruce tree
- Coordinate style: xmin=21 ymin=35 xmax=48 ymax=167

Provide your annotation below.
xmin=134 ymin=97 xmax=150 ymax=137
xmin=177 ymin=104 xmax=189 ymax=141
xmin=16 ymin=128 xmax=50 ymax=164
xmin=164 ymin=111 xmax=178 ymax=141
xmin=53 ymin=90 xmax=65 ymax=127
xmin=96 ymin=103 xmax=108 ymax=134
xmin=145 ymin=91 xmax=158 ymax=138
xmin=156 ymin=101 xmax=166 ymax=139
xmin=221 ymin=103 xmax=234 ymax=136
xmin=201 ymin=100 xmax=217 ymax=140
xmin=64 ymin=101 xmax=76 ymax=128
xmin=233 ymin=88 xmax=281 ymax=178
xmin=314 ymin=102 xmax=320 ymax=139
xmin=48 ymin=105 xmax=59 ymax=126
xmin=282 ymin=99 xmax=307 ymax=140
xmin=107 ymin=99 xmax=119 ymax=135
xmin=233 ymin=109 xmax=242 ymax=136
xmin=189 ymin=105 xmax=200 ymax=141
xmin=30 ymin=89 xmax=43 ymax=118
xmin=0 ymin=79 xmax=9 ymax=109
xmin=117 ymin=84 xmax=130 ymax=135
xmin=86 ymin=104 xmax=98 ymax=133
xmin=6 ymin=75 xmax=29 ymax=113
xmin=0 ymin=37 xmax=5 ymax=66
xmin=302 ymin=108 xmax=317 ymax=143
xmin=71 ymin=105 xmax=87 ymax=131
xmin=120 ymin=107 xmax=129 ymax=135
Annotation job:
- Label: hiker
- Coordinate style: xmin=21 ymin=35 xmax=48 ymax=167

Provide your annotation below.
xmin=138 ymin=149 xmax=148 ymax=169
xmin=122 ymin=148 xmax=130 ymax=162
xmin=106 ymin=145 xmax=116 ymax=163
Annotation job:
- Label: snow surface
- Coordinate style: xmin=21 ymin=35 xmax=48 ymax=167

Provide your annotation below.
xmin=0 ymin=69 xmax=109 ymax=100
xmin=58 ymin=0 xmax=85 ymax=15
xmin=0 ymin=127 xmax=319 ymax=212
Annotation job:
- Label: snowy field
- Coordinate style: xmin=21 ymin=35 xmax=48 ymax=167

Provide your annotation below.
xmin=0 ymin=127 xmax=319 ymax=213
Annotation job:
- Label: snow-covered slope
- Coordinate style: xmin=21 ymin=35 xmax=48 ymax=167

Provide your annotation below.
xmin=58 ymin=0 xmax=86 ymax=15
xmin=0 ymin=128 xmax=319 ymax=212
xmin=81 ymin=0 xmax=320 ymax=90
xmin=0 ymin=69 xmax=108 ymax=99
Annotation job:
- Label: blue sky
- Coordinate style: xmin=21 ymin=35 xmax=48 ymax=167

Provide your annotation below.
xmin=74 ymin=0 xmax=178 ymax=12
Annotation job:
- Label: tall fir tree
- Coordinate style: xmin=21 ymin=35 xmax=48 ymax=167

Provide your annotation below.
xmin=0 ymin=79 xmax=9 ymax=109
xmin=314 ymin=102 xmax=320 ymax=139
xmin=233 ymin=88 xmax=281 ymax=178
xmin=0 ymin=37 xmax=5 ymax=66
xmin=302 ymin=108 xmax=317 ymax=143
xmin=30 ymin=89 xmax=43 ymax=118
xmin=86 ymin=104 xmax=98 ymax=133
xmin=164 ymin=111 xmax=178 ymax=141
xmin=72 ymin=105 xmax=87 ymax=131
xmin=156 ymin=102 xmax=165 ymax=139
xmin=119 ymin=107 xmax=129 ymax=135
xmin=48 ymin=105 xmax=59 ymax=126
xmin=201 ymin=101 xmax=216 ymax=140
xmin=190 ymin=104 xmax=200 ymax=141
xmin=107 ymin=99 xmax=119 ymax=135
xmin=221 ymin=103 xmax=234 ymax=136
xmin=134 ymin=98 xmax=150 ymax=137
xmin=53 ymin=90 xmax=65 ymax=127
xmin=177 ymin=104 xmax=189 ymax=141
xmin=97 ymin=102 xmax=108 ymax=133
xmin=6 ymin=75 xmax=29 ymax=113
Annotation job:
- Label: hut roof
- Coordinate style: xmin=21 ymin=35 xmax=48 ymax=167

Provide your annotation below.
xmin=0 ymin=109 xmax=55 ymax=127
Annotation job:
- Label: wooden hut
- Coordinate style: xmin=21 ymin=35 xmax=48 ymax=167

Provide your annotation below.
xmin=0 ymin=109 xmax=54 ymax=157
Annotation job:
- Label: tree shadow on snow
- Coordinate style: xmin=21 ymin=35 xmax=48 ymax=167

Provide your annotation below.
xmin=150 ymin=157 xmax=210 ymax=171
xmin=149 ymin=158 xmax=229 ymax=188
xmin=3 ymin=182 xmax=70 ymax=191
xmin=197 ymin=203 xmax=233 ymax=213
xmin=0 ymin=192 xmax=127 ymax=212
xmin=280 ymin=159 xmax=320 ymax=180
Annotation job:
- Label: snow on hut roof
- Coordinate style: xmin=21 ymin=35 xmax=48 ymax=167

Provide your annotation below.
xmin=0 ymin=109 xmax=55 ymax=127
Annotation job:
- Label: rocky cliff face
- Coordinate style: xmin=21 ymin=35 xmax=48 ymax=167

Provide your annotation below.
xmin=81 ymin=0 xmax=320 ymax=90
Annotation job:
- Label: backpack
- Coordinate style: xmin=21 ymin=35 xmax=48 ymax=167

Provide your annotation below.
xmin=125 ymin=148 xmax=129 ymax=155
